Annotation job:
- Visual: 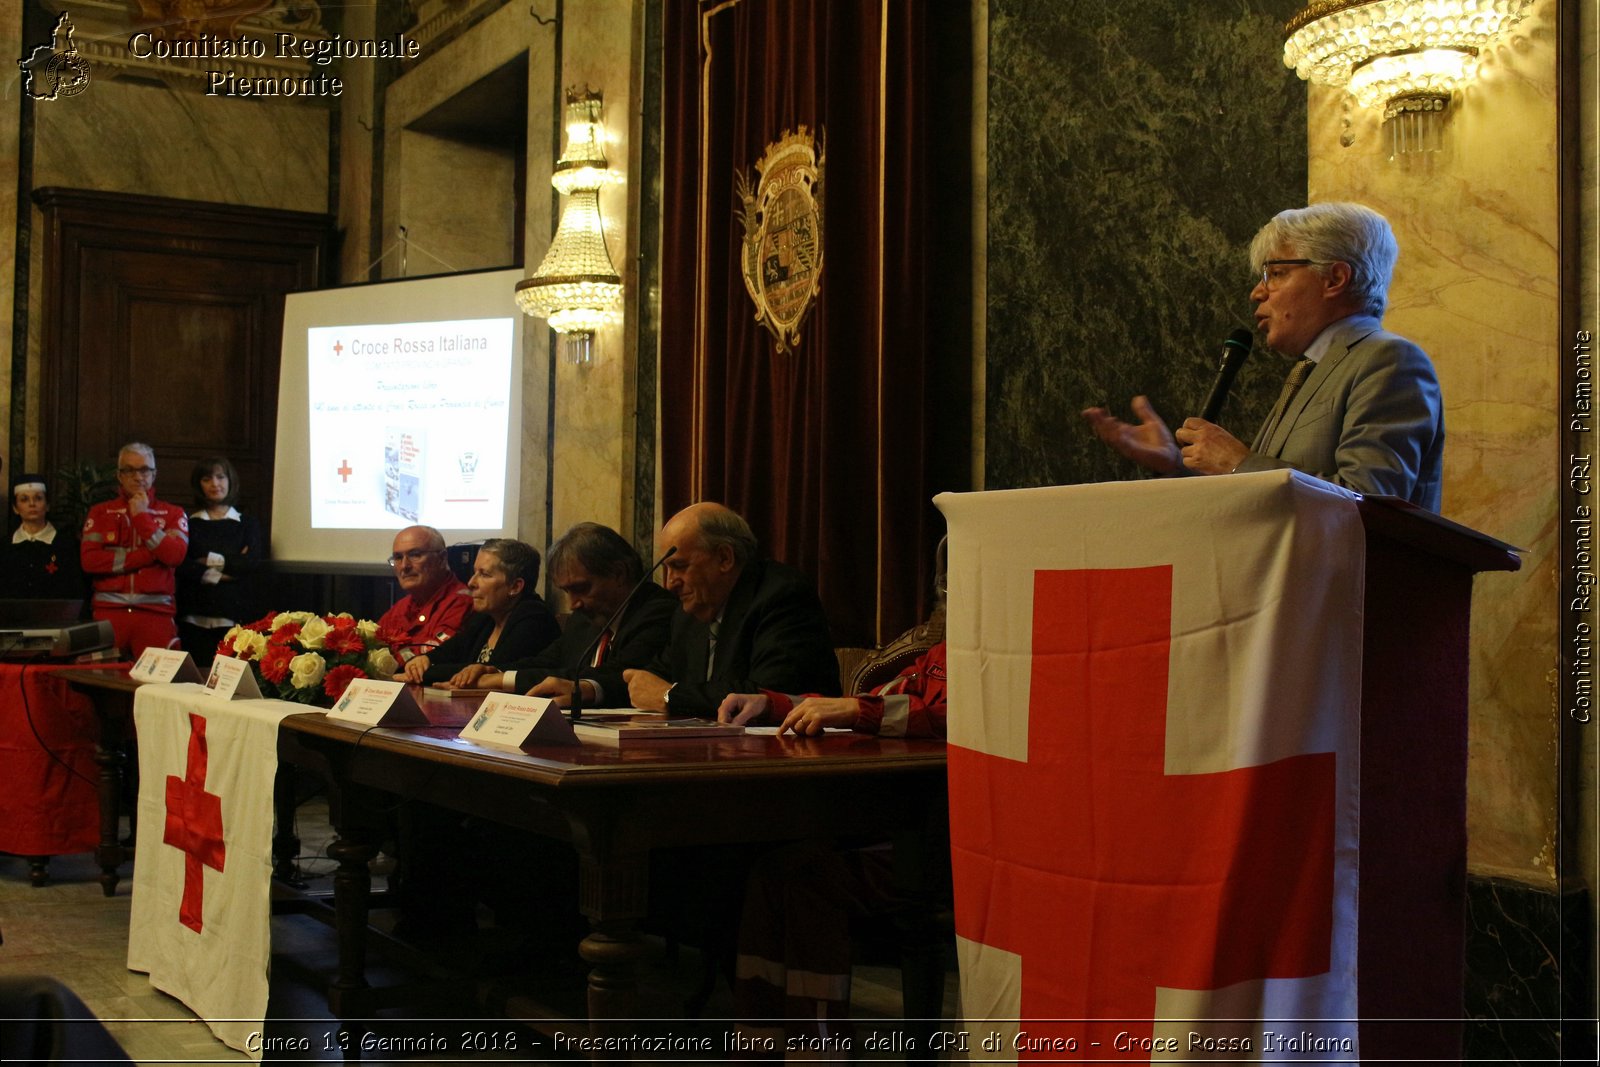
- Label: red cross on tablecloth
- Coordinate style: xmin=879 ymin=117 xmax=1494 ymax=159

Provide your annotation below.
xmin=163 ymin=712 xmax=226 ymax=934
xmin=949 ymin=566 xmax=1337 ymax=1057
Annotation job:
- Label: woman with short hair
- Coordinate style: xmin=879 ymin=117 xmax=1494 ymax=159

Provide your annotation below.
xmin=399 ymin=538 xmax=560 ymax=686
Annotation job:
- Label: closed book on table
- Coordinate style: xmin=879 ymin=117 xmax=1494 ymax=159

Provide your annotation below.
xmin=572 ymin=717 xmax=743 ymax=745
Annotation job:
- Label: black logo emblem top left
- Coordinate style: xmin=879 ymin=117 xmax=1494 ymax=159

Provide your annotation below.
xmin=18 ymin=12 xmax=91 ymax=101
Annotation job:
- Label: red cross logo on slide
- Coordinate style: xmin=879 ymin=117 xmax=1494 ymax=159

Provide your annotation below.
xmin=163 ymin=713 xmax=226 ymax=934
xmin=948 ymin=566 xmax=1336 ymax=1057
xmin=337 ymin=460 xmax=353 ymax=483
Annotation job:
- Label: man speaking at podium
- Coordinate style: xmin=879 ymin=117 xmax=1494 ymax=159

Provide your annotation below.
xmin=1083 ymin=202 xmax=1444 ymax=512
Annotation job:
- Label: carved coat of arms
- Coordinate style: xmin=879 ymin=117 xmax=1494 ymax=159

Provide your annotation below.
xmin=735 ymin=127 xmax=824 ymax=354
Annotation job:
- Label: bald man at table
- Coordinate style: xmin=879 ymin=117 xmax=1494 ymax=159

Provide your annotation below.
xmin=622 ymin=502 xmax=841 ymax=715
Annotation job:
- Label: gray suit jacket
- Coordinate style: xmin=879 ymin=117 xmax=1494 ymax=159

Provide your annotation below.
xmin=1236 ymin=315 xmax=1444 ymax=512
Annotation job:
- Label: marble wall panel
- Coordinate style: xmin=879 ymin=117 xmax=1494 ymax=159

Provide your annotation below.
xmin=379 ymin=0 xmax=556 ymax=557
xmin=1462 ymin=875 xmax=1587 ymax=1059
xmin=32 ymin=78 xmax=328 ymax=212
xmin=381 ymin=0 xmax=536 ymax=279
xmin=548 ymin=0 xmax=634 ymax=546
xmin=337 ymin=1 xmax=378 ymax=284
xmin=983 ymin=0 xmax=1308 ymax=490
xmin=1307 ymin=4 xmax=1561 ymax=881
xmin=394 ymin=129 xmax=517 ymax=273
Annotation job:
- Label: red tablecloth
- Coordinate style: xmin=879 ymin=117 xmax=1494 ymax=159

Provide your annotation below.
xmin=0 ymin=662 xmax=104 ymax=855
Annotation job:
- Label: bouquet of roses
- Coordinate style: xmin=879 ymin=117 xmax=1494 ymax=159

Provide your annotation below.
xmin=218 ymin=611 xmax=400 ymax=705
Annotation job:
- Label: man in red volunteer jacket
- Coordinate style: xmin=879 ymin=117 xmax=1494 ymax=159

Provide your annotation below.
xmin=80 ymin=442 xmax=190 ymax=657
xmin=379 ymin=524 xmax=472 ymax=663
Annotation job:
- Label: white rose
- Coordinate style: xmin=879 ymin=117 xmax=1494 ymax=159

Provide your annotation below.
xmin=271 ymin=610 xmax=316 ymax=631
xmin=356 ymin=619 xmax=380 ymax=640
xmin=289 ymin=652 xmax=327 ymax=690
xmin=366 ymin=646 xmax=398 ymax=677
xmin=298 ymin=617 xmax=331 ymax=649
xmin=235 ymin=631 xmax=269 ymax=661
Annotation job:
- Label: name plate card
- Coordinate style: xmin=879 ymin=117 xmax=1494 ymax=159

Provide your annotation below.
xmin=203 ymin=655 xmax=264 ymax=700
xmin=458 ymin=693 xmax=578 ymax=751
xmin=129 ymin=647 xmax=203 ymax=684
xmin=326 ymin=678 xmax=428 ymax=727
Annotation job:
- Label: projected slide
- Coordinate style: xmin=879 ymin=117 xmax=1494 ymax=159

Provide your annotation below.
xmin=306 ymin=317 xmax=513 ymax=530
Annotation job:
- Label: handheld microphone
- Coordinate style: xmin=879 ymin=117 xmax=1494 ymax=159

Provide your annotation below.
xmin=1199 ymin=328 xmax=1255 ymax=423
xmin=568 ymin=545 xmax=677 ymax=721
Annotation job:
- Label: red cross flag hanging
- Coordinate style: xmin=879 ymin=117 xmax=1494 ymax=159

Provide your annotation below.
xmin=128 ymin=685 xmax=300 ymax=1059
xmin=936 ymin=471 xmax=1363 ymax=1061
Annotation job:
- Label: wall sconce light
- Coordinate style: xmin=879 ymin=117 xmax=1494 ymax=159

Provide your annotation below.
xmin=1283 ymin=0 xmax=1534 ymax=155
xmin=515 ymin=89 xmax=623 ymax=365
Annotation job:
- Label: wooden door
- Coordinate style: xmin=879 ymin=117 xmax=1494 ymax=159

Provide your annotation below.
xmin=35 ymin=188 xmax=331 ymax=538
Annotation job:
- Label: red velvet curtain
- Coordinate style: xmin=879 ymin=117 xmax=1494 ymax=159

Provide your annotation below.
xmin=661 ymin=0 xmax=935 ymax=646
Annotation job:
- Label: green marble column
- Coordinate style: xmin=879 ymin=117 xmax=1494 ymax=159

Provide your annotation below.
xmin=986 ymin=0 xmax=1308 ymax=489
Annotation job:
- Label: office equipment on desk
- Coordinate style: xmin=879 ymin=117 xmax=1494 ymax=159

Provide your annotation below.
xmin=0 ymin=619 xmax=113 ymax=660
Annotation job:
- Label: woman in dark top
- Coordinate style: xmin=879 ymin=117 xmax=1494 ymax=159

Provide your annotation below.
xmin=1 ymin=472 xmax=84 ymax=601
xmin=177 ymin=457 xmax=265 ymax=669
xmin=400 ymin=538 xmax=559 ymax=685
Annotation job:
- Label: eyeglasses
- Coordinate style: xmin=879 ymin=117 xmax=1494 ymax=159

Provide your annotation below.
xmin=117 ymin=466 xmax=156 ymax=478
xmin=1259 ymin=259 xmax=1320 ymax=291
xmin=387 ymin=548 xmax=444 ymax=567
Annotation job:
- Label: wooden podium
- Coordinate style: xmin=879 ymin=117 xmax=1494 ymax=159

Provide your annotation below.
xmin=937 ymin=472 xmax=1518 ymax=1063
xmin=1350 ymin=495 xmax=1519 ymax=1060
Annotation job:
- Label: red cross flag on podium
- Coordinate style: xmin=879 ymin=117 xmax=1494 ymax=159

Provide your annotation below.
xmin=128 ymin=684 xmax=300 ymax=1058
xmin=937 ymin=471 xmax=1363 ymax=1061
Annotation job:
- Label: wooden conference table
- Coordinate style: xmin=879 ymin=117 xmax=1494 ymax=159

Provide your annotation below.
xmin=61 ymin=669 xmax=950 ymax=1024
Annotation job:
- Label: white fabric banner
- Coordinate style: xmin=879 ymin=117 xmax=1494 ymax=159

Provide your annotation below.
xmin=937 ymin=470 xmax=1364 ymax=1062
xmin=127 ymin=683 xmax=299 ymax=1059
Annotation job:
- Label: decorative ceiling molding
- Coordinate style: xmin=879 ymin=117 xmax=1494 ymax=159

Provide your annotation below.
xmin=405 ymin=0 xmax=511 ymax=57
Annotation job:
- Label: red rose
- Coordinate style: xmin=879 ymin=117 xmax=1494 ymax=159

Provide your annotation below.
xmin=259 ymin=644 xmax=295 ymax=684
xmin=323 ymin=664 xmax=367 ymax=702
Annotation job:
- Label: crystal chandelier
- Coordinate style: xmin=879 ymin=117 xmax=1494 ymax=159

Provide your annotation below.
xmin=1283 ymin=0 xmax=1535 ymax=154
xmin=515 ymin=89 xmax=624 ymax=365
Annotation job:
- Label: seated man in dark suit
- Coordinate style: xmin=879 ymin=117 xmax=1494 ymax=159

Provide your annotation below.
xmin=623 ymin=501 xmax=840 ymax=715
xmin=448 ymin=522 xmax=676 ymax=703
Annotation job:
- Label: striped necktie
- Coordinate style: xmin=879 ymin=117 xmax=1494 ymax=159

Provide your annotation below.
xmin=705 ymin=621 xmax=720 ymax=680
xmin=1257 ymin=357 xmax=1316 ymax=447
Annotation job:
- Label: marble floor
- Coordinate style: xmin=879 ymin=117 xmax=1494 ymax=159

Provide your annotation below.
xmin=0 ymin=799 xmax=961 ymax=1065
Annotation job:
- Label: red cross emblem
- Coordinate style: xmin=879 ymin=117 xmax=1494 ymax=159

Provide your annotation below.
xmin=949 ymin=566 xmax=1336 ymax=1055
xmin=163 ymin=713 xmax=226 ymax=934
xmin=333 ymin=340 xmax=344 ymax=355
xmin=337 ymin=460 xmax=353 ymax=483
